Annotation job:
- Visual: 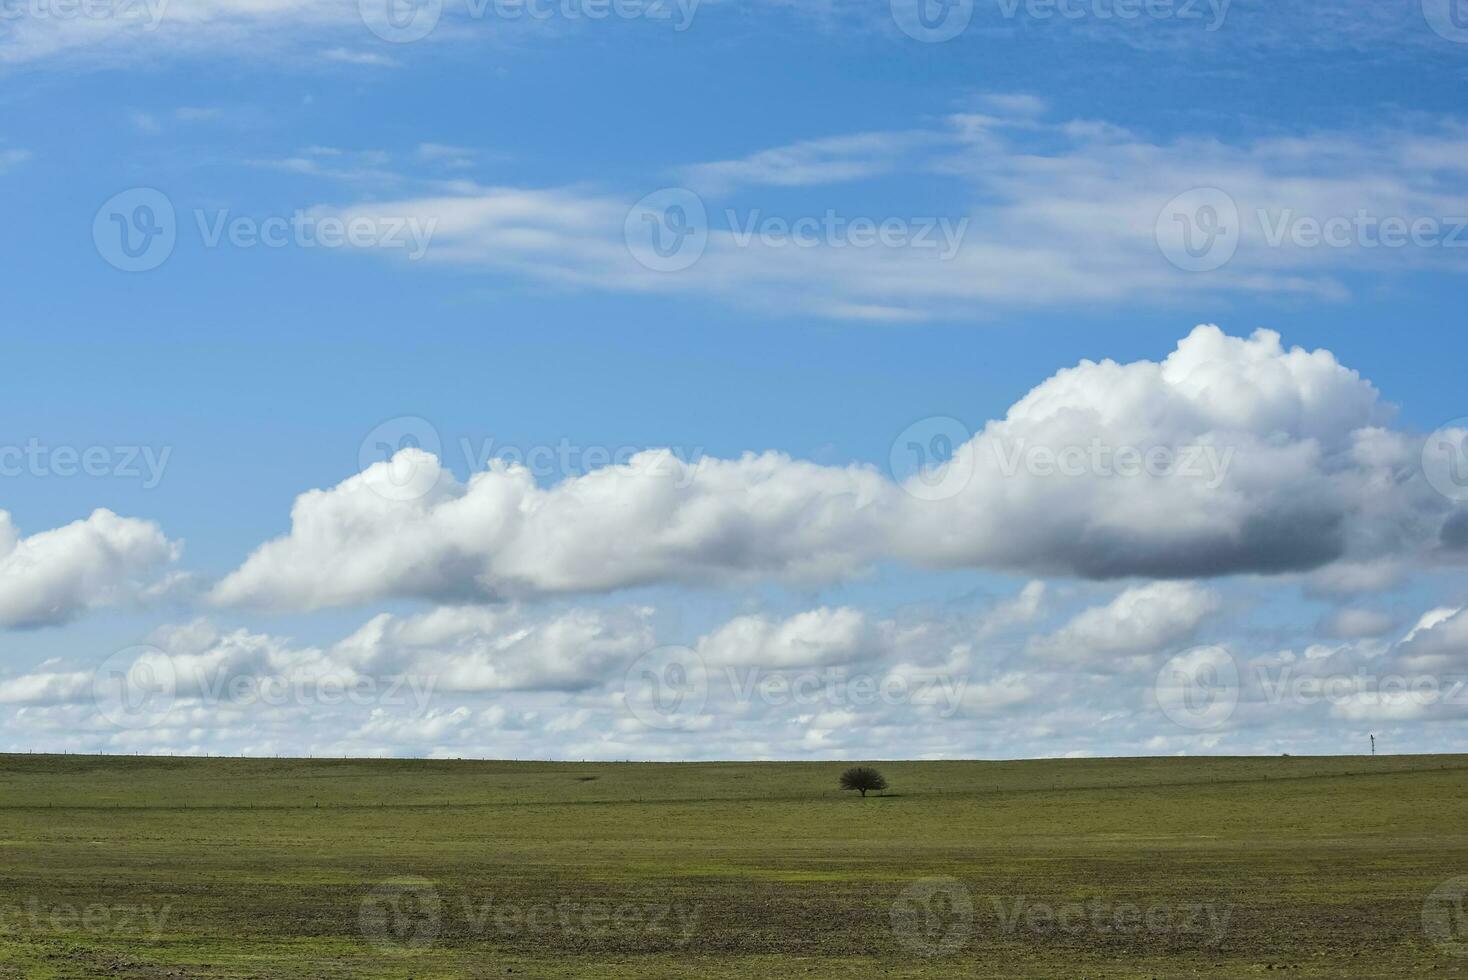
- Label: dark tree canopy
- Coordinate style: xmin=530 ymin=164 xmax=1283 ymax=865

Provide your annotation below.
xmin=839 ymin=766 xmax=888 ymax=798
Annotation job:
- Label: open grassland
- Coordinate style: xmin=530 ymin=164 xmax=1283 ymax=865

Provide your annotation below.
xmin=2 ymin=754 xmax=1467 ymax=978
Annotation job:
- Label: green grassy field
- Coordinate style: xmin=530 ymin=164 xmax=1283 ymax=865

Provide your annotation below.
xmin=2 ymin=753 xmax=1467 ymax=978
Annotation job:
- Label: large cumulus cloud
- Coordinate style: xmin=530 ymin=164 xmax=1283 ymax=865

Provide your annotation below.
xmin=897 ymin=324 xmax=1440 ymax=578
xmin=0 ymin=509 xmax=181 ymax=628
xmin=210 ymin=325 xmax=1461 ymax=612
xmin=211 ymin=450 xmax=890 ymax=610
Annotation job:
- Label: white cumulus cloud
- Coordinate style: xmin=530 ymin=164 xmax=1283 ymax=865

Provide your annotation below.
xmin=0 ymin=509 xmax=181 ymax=628
xmin=1027 ymin=582 xmax=1221 ymax=666
xmin=210 ymin=326 xmax=1462 ymax=613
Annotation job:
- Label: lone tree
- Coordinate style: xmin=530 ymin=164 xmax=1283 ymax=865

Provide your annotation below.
xmin=839 ymin=766 xmax=888 ymax=798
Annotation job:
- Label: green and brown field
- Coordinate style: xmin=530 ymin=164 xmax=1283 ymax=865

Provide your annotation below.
xmin=2 ymin=753 xmax=1467 ymax=978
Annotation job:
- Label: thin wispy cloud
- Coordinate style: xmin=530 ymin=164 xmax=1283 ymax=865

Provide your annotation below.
xmin=297 ymin=106 xmax=1468 ymax=319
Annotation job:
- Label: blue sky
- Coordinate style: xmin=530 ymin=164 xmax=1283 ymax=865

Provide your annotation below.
xmin=3 ymin=0 xmax=1468 ymax=759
